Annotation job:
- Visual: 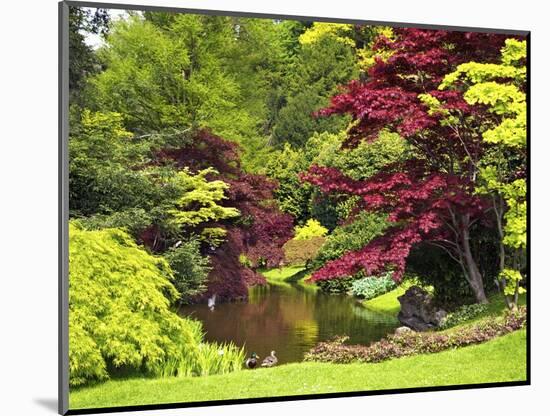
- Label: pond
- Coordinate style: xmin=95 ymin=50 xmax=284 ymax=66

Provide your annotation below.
xmin=178 ymin=277 xmax=399 ymax=365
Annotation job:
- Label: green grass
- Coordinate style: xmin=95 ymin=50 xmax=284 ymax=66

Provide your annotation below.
xmin=363 ymin=282 xmax=526 ymax=322
xmin=70 ymin=329 xmax=526 ymax=410
xmin=260 ymin=266 xmax=316 ymax=290
xmin=363 ymin=285 xmax=406 ymax=314
xmin=260 ymin=265 xmax=305 ymax=282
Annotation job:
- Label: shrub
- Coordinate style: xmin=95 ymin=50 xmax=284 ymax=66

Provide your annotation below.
xmin=160 ymin=319 xmax=246 ymax=378
xmin=438 ymin=303 xmax=490 ymax=330
xmin=304 ymin=306 xmax=526 ymax=364
xmin=316 ymin=276 xmax=357 ymax=294
xmin=294 ymin=219 xmax=328 ymax=240
xmin=283 ymin=236 xmax=326 ymax=266
xmin=69 ymin=223 xmax=244 ymax=386
xmin=76 ymin=208 xmax=152 ymax=237
xmin=350 ymin=273 xmax=397 ymax=300
xmin=312 ymin=211 xmax=388 ymax=270
xmin=69 ymin=223 xmax=187 ymax=386
xmin=164 ymin=239 xmax=211 ymax=304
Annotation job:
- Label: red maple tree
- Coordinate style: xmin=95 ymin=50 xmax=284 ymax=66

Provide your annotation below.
xmin=157 ymin=129 xmax=294 ymax=301
xmin=303 ymin=28 xmax=513 ymax=303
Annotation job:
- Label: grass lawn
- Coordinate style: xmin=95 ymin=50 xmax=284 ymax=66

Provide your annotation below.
xmin=260 ymin=265 xmax=305 ymax=282
xmin=260 ymin=266 xmax=316 ymax=289
xmin=70 ymin=329 xmax=526 ymax=410
xmin=363 ymin=282 xmax=527 ymax=321
xmin=363 ymin=285 xmax=407 ymax=314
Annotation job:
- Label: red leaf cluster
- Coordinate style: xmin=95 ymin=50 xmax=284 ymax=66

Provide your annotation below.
xmin=305 ymin=28 xmax=509 ymax=283
xmin=158 ymin=129 xmax=294 ymax=300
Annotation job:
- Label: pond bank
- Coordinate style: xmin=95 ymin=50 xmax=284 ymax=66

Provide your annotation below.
xmin=177 ymin=266 xmax=399 ymax=364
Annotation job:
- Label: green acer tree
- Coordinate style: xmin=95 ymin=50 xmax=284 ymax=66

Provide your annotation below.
xmin=440 ymin=38 xmax=527 ymax=308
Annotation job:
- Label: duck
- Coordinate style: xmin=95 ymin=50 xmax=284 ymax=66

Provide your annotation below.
xmin=245 ymin=352 xmax=259 ymax=369
xmin=261 ymin=350 xmax=278 ymax=367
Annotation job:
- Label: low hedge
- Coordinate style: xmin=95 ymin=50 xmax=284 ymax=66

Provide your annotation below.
xmin=438 ymin=303 xmax=490 ymax=330
xmin=283 ymin=236 xmax=326 ymax=266
xmin=304 ymin=306 xmax=526 ymax=364
xmin=350 ymin=273 xmax=396 ymax=300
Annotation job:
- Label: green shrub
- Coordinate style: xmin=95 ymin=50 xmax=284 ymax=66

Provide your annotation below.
xmin=283 ymin=236 xmax=326 ymax=266
xmin=75 ymin=208 xmax=152 ymax=237
xmin=316 ymin=276 xmax=357 ymax=294
xmin=69 ymin=222 xmax=187 ymax=386
xmin=294 ymin=219 xmax=328 ymax=240
xmin=350 ymin=273 xmax=397 ymax=300
xmin=164 ymin=239 xmax=211 ymax=304
xmin=313 ymin=211 xmax=388 ymax=270
xmin=69 ymin=223 xmax=243 ymax=387
xmin=438 ymin=303 xmax=490 ymax=330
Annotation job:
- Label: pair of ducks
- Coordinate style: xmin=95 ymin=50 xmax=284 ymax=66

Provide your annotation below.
xmin=245 ymin=351 xmax=277 ymax=369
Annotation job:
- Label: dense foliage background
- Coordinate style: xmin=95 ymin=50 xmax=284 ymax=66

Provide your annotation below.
xmin=68 ymin=7 xmax=527 ymax=387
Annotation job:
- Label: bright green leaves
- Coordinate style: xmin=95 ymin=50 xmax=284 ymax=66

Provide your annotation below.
xmin=418 ymin=93 xmax=459 ymax=126
xmin=501 ymin=179 xmax=527 ymax=250
xmin=294 ymin=219 xmax=329 ymax=240
xmin=68 ymin=223 xmax=186 ymax=386
xmin=501 ymin=38 xmax=528 ymax=66
xmin=440 ymin=63 xmax=524 ymax=88
xmin=440 ymin=39 xmax=526 ymax=88
xmin=166 ymin=168 xmax=240 ymax=228
xmin=440 ymin=39 xmax=527 ymax=149
xmin=299 ymin=22 xmax=355 ymax=46
xmin=464 ymin=82 xmax=525 ymax=116
xmin=477 ymin=167 xmax=527 ymax=250
xmin=500 ymin=268 xmax=526 ymax=296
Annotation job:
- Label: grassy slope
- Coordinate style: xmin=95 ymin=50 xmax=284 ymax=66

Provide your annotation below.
xmin=363 ymin=286 xmax=406 ymax=314
xmin=364 ymin=283 xmax=527 ymax=319
xmin=70 ymin=329 xmax=526 ymax=410
xmin=260 ymin=266 xmax=316 ymax=289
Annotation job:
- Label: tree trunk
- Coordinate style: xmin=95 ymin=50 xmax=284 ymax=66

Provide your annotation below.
xmin=460 ymin=214 xmax=488 ymax=304
xmin=493 ymin=195 xmax=514 ymax=308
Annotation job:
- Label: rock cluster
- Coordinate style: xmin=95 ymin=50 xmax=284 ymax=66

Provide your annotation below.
xmin=397 ymin=286 xmax=446 ymax=331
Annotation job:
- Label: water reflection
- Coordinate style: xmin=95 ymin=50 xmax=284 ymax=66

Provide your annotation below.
xmin=179 ymin=282 xmax=398 ymax=364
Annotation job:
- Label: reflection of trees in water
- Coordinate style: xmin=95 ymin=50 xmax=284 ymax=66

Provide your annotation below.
xmin=179 ymin=282 xmax=398 ymax=363
xmin=312 ymin=294 xmax=399 ymax=345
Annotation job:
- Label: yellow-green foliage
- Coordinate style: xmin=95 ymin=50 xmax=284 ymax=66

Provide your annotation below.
xmin=167 ymin=167 xmax=240 ymax=227
xmin=294 ymin=219 xmax=328 ymax=240
xmin=440 ymin=39 xmax=526 ymax=149
xmin=357 ymin=26 xmax=395 ymax=71
xmin=299 ymin=23 xmax=355 ymax=46
xmin=69 ymin=222 xmax=189 ymax=386
xmin=440 ymin=38 xmax=527 ymax=302
xmin=69 ymin=223 xmax=246 ymax=387
xmin=499 ymin=268 xmax=526 ymax=297
xmin=440 ymin=39 xmax=527 ymax=251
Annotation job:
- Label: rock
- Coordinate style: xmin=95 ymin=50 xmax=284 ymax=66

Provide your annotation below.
xmin=397 ymin=286 xmax=446 ymax=331
xmin=395 ymin=326 xmax=412 ymax=335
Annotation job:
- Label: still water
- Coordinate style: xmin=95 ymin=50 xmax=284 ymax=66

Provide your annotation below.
xmin=178 ymin=281 xmax=398 ymax=364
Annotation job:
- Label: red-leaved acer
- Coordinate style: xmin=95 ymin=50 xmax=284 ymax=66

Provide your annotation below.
xmin=303 ymin=28 xmax=513 ymax=303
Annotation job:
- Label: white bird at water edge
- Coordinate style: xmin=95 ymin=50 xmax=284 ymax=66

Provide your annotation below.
xmin=208 ymin=294 xmax=217 ymax=311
